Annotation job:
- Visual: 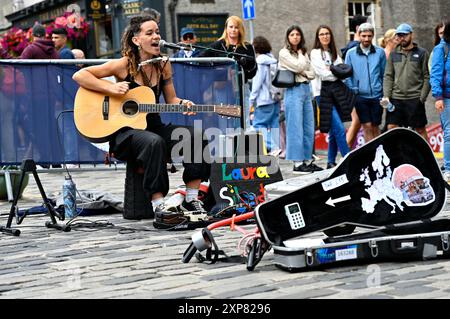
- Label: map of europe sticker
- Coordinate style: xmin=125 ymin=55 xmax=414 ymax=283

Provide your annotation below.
xmin=360 ymin=145 xmax=435 ymax=214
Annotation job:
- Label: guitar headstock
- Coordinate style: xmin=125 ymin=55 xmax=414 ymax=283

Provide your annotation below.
xmin=214 ymin=105 xmax=241 ymax=118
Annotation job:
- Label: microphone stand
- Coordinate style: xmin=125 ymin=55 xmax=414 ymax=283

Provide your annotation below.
xmin=182 ymin=43 xmax=255 ymax=61
xmin=183 ymin=43 xmax=254 ymax=129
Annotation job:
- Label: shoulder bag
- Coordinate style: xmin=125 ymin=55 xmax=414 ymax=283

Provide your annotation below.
xmin=272 ymin=69 xmax=295 ymax=88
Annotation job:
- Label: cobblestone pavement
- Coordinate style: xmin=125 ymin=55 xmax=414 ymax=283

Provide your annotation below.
xmin=1 ymin=155 xmax=450 ymax=300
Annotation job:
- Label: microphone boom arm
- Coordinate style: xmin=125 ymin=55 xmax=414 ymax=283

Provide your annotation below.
xmin=183 ymin=43 xmax=255 ymax=60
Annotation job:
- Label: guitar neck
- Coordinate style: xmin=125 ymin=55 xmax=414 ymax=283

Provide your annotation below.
xmin=139 ymin=104 xmax=217 ymax=113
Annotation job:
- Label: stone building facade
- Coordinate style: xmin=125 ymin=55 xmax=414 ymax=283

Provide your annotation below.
xmin=163 ymin=0 xmax=449 ymax=56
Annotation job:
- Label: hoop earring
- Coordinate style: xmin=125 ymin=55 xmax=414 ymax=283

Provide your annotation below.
xmin=138 ymin=44 xmax=142 ymax=50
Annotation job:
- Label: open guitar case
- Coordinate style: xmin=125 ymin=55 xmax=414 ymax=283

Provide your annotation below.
xmin=255 ymin=128 xmax=450 ymax=272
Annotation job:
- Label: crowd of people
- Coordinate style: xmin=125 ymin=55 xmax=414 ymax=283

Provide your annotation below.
xmin=244 ymin=17 xmax=449 ymax=176
xmin=162 ymin=14 xmax=446 ymax=176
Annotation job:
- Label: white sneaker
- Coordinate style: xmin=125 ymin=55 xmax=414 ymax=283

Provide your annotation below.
xmin=269 ymin=149 xmax=282 ymax=157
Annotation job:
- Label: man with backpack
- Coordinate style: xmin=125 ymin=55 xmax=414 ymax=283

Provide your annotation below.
xmin=431 ymin=21 xmax=450 ymax=179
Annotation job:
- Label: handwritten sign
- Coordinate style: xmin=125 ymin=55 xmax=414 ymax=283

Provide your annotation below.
xmin=209 ymin=156 xmax=283 ymax=209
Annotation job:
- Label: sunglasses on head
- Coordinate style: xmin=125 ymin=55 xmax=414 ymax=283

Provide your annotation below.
xmin=183 ymin=33 xmax=194 ymax=40
xmin=396 ymin=33 xmax=409 ymax=37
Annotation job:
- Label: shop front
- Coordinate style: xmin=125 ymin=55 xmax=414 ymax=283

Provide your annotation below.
xmin=5 ymin=0 xmax=166 ymax=58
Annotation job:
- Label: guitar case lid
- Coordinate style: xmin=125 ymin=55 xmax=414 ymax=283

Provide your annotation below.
xmin=256 ymin=128 xmax=447 ymax=246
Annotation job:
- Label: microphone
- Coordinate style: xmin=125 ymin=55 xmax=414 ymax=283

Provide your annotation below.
xmin=139 ymin=57 xmax=163 ymax=66
xmin=138 ymin=57 xmax=164 ymax=70
xmin=159 ymin=39 xmax=192 ymax=51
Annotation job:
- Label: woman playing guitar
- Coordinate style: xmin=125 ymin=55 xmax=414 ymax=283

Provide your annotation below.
xmin=72 ymin=15 xmax=211 ymax=214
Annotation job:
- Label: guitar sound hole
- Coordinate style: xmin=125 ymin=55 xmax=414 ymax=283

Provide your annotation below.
xmin=123 ymin=100 xmax=139 ymax=116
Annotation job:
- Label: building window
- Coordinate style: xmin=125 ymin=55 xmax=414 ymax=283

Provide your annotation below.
xmin=94 ymin=17 xmax=113 ymax=58
xmin=347 ymin=1 xmax=376 ymax=41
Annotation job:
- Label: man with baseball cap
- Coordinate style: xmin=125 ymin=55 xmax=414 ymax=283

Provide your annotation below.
xmin=20 ymin=24 xmax=59 ymax=59
xmin=172 ymin=27 xmax=201 ymax=58
xmin=382 ymin=23 xmax=430 ymax=139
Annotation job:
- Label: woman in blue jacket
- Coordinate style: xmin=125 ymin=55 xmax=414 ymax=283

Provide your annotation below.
xmin=431 ymin=21 xmax=450 ymax=178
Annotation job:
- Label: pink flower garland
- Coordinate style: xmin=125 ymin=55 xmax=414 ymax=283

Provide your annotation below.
xmin=0 ymin=11 xmax=89 ymax=57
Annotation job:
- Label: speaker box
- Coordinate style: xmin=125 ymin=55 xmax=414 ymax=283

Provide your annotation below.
xmin=123 ymin=162 xmax=154 ymax=220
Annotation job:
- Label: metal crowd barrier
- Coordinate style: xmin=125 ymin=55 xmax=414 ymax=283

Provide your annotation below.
xmin=0 ymin=57 xmax=242 ymax=200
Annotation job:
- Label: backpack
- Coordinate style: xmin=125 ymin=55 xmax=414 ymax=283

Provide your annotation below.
xmin=269 ymin=62 xmax=283 ymax=102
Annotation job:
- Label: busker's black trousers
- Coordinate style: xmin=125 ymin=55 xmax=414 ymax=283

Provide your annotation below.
xmin=111 ymin=123 xmax=211 ymax=197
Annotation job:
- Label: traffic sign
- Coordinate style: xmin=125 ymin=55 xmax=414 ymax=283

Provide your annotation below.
xmin=242 ymin=0 xmax=255 ymax=20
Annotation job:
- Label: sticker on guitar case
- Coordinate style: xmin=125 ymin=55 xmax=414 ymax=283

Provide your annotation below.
xmin=392 ymin=164 xmax=435 ymax=207
xmin=322 ymin=174 xmax=349 ymax=191
xmin=360 ymin=145 xmax=436 ymax=214
xmin=360 ymin=145 xmax=405 ymax=214
xmin=316 ymin=245 xmax=358 ymax=264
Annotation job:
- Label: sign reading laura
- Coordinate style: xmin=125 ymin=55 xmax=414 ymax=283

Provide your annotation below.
xmin=210 ymin=156 xmax=283 ymax=209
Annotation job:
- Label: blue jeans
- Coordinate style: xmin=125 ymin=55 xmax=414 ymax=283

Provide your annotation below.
xmin=285 ymin=84 xmax=314 ymax=161
xmin=316 ymin=97 xmax=350 ymax=164
xmin=253 ymin=101 xmax=280 ymax=151
xmin=440 ymin=99 xmax=450 ymax=171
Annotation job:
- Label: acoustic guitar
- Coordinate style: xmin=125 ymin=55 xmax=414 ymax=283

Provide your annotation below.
xmin=74 ymin=84 xmax=241 ymax=143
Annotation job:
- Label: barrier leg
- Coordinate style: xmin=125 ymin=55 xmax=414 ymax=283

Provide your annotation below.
xmin=4 ymin=171 xmax=14 ymax=202
xmin=0 ymin=159 xmax=70 ymax=236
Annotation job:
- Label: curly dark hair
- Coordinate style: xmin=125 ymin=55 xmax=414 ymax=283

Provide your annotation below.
xmin=252 ymin=36 xmax=272 ymax=54
xmin=120 ymin=15 xmax=157 ymax=79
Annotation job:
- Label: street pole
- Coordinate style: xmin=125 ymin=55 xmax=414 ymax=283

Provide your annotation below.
xmin=112 ymin=0 xmax=122 ymax=57
xmin=248 ymin=19 xmax=254 ymax=43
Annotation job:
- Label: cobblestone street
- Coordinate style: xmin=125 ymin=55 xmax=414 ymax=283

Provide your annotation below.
xmin=1 ymin=156 xmax=450 ymax=300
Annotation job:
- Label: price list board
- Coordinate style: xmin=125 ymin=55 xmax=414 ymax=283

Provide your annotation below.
xmin=177 ymin=14 xmax=228 ymax=46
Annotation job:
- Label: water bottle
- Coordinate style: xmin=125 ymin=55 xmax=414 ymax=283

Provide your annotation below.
xmin=63 ymin=175 xmax=77 ymax=219
xmin=380 ymin=99 xmax=395 ymax=112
